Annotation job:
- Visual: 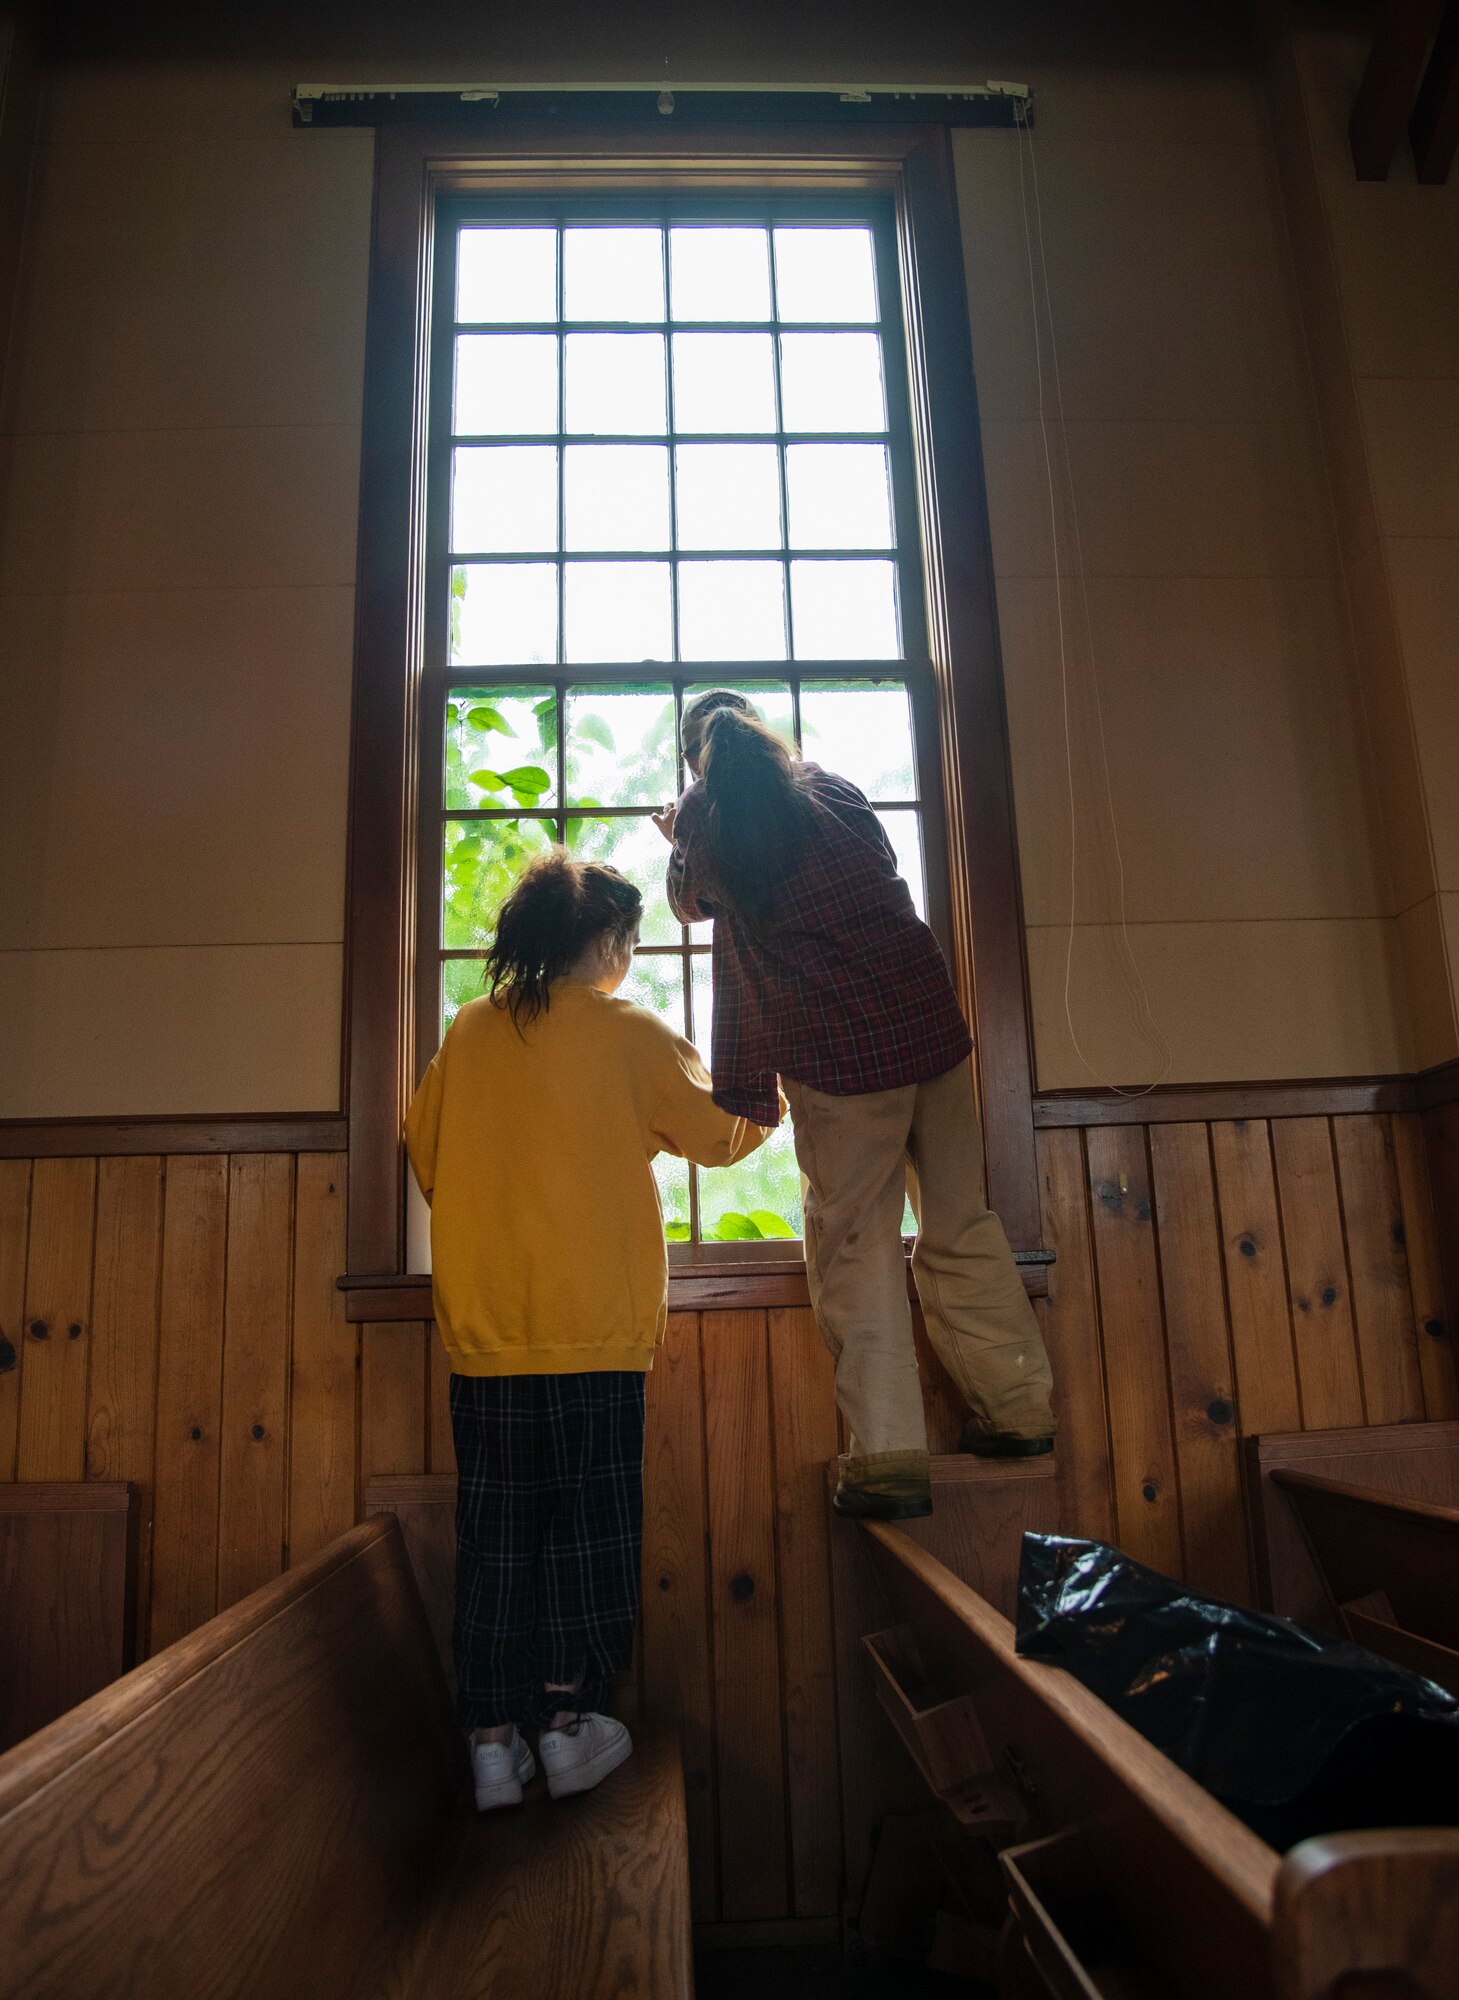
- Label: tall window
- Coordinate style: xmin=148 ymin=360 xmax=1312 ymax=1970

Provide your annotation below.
xmin=420 ymin=198 xmax=945 ymax=1250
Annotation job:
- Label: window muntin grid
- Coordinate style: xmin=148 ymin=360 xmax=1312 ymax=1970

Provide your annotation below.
xmin=424 ymin=211 xmax=935 ymax=1249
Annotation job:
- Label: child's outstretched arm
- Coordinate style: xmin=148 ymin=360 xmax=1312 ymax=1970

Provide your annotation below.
xmin=649 ymin=1033 xmax=773 ymax=1169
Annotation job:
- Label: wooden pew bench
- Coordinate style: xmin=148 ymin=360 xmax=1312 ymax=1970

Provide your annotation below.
xmin=0 ymin=1516 xmax=691 ymax=2000
xmin=859 ymin=1521 xmax=1459 ymax=2000
xmin=1250 ymin=1420 xmax=1459 ymax=1698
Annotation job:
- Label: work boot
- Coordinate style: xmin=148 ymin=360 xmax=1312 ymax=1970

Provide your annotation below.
xmin=960 ymin=1418 xmax=1054 ymax=1459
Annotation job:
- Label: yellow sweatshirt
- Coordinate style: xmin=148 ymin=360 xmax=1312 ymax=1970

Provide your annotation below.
xmin=404 ymin=981 xmax=768 ymax=1376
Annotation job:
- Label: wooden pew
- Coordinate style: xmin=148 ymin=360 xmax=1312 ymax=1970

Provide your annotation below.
xmin=859 ymin=1522 xmax=1459 ymax=2000
xmin=1249 ymin=1421 xmax=1459 ymax=1697
xmin=0 ymin=1515 xmax=692 ymax=2000
xmin=0 ymin=1481 xmax=136 ymax=1751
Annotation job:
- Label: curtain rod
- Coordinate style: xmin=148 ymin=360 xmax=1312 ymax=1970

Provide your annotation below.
xmin=291 ymin=82 xmax=1033 ymax=130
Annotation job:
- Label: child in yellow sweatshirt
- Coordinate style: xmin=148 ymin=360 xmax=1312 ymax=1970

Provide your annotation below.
xmin=405 ymin=848 xmax=768 ymax=1811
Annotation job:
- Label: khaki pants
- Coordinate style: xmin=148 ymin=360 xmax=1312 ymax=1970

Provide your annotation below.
xmin=785 ymin=1063 xmax=1055 ymax=1494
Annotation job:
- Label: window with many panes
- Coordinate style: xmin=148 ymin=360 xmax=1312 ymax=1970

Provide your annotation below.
xmin=420 ymin=197 xmax=946 ymax=1250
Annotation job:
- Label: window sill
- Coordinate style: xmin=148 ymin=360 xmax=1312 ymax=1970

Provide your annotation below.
xmin=338 ymin=1249 xmax=1048 ymax=1321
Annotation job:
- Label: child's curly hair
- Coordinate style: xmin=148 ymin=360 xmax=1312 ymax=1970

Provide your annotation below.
xmin=484 ymin=849 xmax=642 ymax=1027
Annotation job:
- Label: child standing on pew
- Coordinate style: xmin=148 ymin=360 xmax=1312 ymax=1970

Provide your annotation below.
xmin=406 ymin=849 xmax=770 ymax=1811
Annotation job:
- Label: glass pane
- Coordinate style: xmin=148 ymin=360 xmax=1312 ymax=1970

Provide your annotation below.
xmin=877 ymin=808 xmax=927 ymax=920
xmin=565 ymin=333 xmax=666 ymax=435
xmin=454 ymin=334 xmax=558 ymax=436
xmin=564 ymin=561 xmax=672 ymax=664
xmin=451 ymin=562 xmax=558 ymax=667
xmin=446 ymin=686 xmax=558 ymax=809
xmin=566 ymin=685 xmax=676 ymax=806
xmin=702 ymin=1135 xmax=802 ymax=1240
xmin=785 ymin=443 xmax=893 ymax=550
xmin=621 ymin=951 xmax=687 ymax=1027
xmin=689 ymin=955 xmax=801 ymax=1238
xmin=563 ymin=227 xmax=665 ymax=323
xmin=564 ymin=445 xmax=670 ymax=552
xmin=778 ymin=333 xmax=885 ymax=432
xmin=790 ymin=559 xmax=900 ymax=661
xmin=674 ymin=444 xmax=782 ymax=551
xmin=565 ymin=815 xmax=678 ymax=945
xmin=669 ymin=227 xmax=772 ymax=322
xmin=451 ymin=445 xmax=558 ymax=554
xmin=443 ymin=955 xmax=489 ymax=1032
xmin=678 ymin=560 xmax=787 ymax=662
xmin=773 ymin=226 xmax=878 ymax=323
xmin=457 ymin=227 xmax=557 ymax=324
xmin=671 ymin=333 xmax=777 ymax=434
xmin=442 ymin=817 xmax=556 ymax=948
xmin=690 ymin=951 xmax=714 ymax=1062
xmin=653 ymin=1150 xmax=692 ymax=1241
xmin=797 ymin=682 xmax=915 ymax=801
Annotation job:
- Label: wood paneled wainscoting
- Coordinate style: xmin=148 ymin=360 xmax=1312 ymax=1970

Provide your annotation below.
xmin=0 ymin=1108 xmax=1455 ymax=1929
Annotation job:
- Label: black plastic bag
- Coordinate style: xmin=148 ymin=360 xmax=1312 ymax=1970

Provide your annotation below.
xmin=1015 ymin=1534 xmax=1459 ymax=1848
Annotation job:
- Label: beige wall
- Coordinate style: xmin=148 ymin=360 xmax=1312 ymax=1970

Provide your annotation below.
xmin=957 ymin=63 xmax=1408 ymax=1088
xmin=1266 ymin=21 xmax=1459 ymax=1073
xmin=0 ymin=19 xmax=1440 ymax=1112
xmin=0 ymin=67 xmax=372 ymax=1114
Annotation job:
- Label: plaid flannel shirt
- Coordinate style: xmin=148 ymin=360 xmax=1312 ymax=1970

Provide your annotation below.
xmin=666 ymin=765 xmax=972 ymax=1126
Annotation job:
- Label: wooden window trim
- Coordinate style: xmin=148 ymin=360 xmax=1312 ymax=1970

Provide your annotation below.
xmin=342 ymin=120 xmax=1042 ymax=1283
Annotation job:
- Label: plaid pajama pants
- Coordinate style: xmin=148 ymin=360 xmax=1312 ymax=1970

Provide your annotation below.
xmin=450 ymin=1370 xmax=646 ymax=1732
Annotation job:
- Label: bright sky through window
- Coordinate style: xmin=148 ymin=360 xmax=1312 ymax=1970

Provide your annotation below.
xmin=426 ymin=215 xmax=927 ymax=1246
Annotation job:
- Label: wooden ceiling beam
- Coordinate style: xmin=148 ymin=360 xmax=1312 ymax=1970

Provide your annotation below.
xmin=1411 ymin=0 xmax=1459 ymax=181
xmin=1350 ymin=0 xmax=1447 ymax=178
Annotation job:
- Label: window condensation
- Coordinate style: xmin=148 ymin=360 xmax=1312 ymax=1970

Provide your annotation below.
xmin=429 ymin=215 xmax=927 ymax=1247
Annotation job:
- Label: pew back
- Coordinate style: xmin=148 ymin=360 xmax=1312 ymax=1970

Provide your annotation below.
xmin=1270 ymin=1471 xmax=1459 ymax=1649
xmin=863 ymin=1522 xmax=1459 ymax=2000
xmin=0 ymin=1517 xmax=461 ymax=2000
xmin=1247 ymin=1421 xmax=1459 ymax=1631
xmin=865 ymin=1522 xmax=1276 ymax=2000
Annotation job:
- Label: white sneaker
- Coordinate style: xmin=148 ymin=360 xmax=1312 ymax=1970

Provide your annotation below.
xmin=537 ymin=1712 xmax=633 ymax=1800
xmin=470 ymin=1726 xmax=537 ymax=1811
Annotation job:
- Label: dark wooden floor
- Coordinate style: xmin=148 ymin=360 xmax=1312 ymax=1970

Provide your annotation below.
xmin=692 ymin=1946 xmax=984 ymax=1998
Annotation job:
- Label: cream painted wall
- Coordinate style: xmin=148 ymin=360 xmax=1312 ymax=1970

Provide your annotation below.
xmin=0 ymin=24 xmax=1421 ymax=1110
xmin=955 ymin=64 xmax=1406 ymax=1088
xmin=0 ymin=72 xmax=373 ymax=1113
xmin=1268 ymin=24 xmax=1459 ymax=1072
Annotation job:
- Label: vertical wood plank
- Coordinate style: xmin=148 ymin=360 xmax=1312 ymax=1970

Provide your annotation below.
xmin=641 ymin=1312 xmax=718 ymax=1923
xmin=216 ymin=1155 xmax=295 ymax=1611
xmin=16 ymin=1158 xmax=97 ymax=1480
xmin=1270 ymin=1119 xmax=1365 ymax=1430
xmin=702 ymin=1308 xmax=789 ymax=1921
xmin=1393 ymin=1111 xmax=1459 ymax=1419
xmin=1332 ymin=1115 xmax=1426 ymax=1425
xmin=86 ymin=1156 xmax=163 ymax=1660
xmin=0 ymin=1161 xmax=32 ymax=1481
xmin=767 ymin=1306 xmax=842 ymax=1920
xmin=1034 ymin=1127 xmax=1113 ymax=1542
xmin=361 ymin=1322 xmax=428 ymax=1478
xmin=1147 ymin=1125 xmax=1250 ymax=1604
xmin=1084 ymin=1127 xmax=1182 ymax=1576
xmin=1210 ymin=1120 xmax=1302 ymax=1434
xmin=288 ymin=1153 xmax=356 ymax=1565
xmin=150 ymin=1155 xmax=228 ymax=1651
xmin=427 ymin=1325 xmax=455 ymax=1476
xmin=1424 ymin=1102 xmax=1459 ymax=1379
